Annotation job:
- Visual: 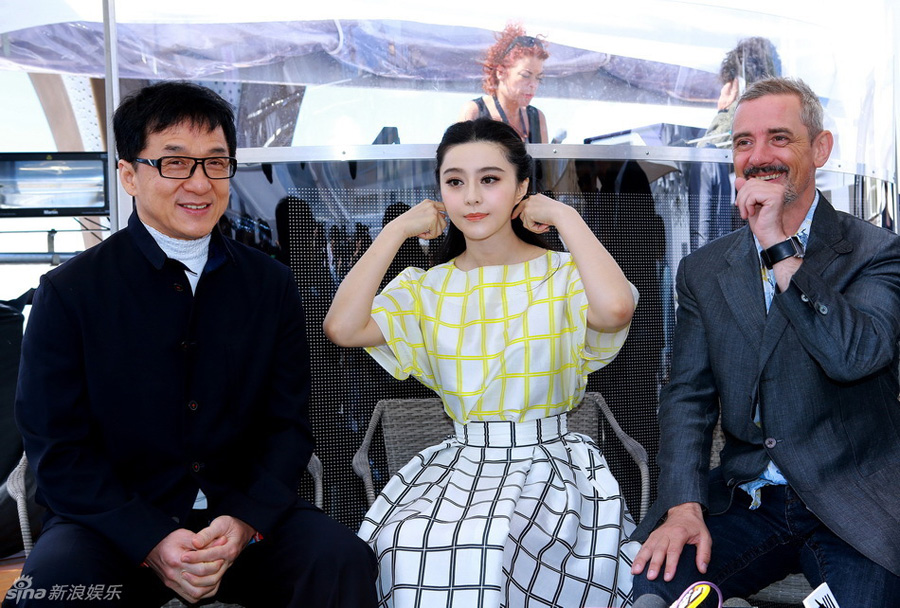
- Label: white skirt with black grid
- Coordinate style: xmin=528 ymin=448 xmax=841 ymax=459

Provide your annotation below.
xmin=358 ymin=413 xmax=638 ymax=607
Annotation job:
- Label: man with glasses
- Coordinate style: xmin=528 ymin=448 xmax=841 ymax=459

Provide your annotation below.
xmin=9 ymin=81 xmax=377 ymax=607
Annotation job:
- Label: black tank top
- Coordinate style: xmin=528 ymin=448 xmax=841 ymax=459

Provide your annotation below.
xmin=472 ymin=97 xmax=542 ymax=143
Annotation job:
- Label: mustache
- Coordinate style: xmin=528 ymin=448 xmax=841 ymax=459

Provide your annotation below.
xmin=743 ymin=165 xmax=789 ymax=179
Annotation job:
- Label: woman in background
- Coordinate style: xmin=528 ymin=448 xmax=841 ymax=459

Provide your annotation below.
xmin=459 ymin=23 xmax=549 ymax=144
xmin=325 ymin=118 xmax=639 ymax=607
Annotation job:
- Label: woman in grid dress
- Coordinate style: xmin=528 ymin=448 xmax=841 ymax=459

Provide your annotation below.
xmin=325 ymin=118 xmax=640 ymax=607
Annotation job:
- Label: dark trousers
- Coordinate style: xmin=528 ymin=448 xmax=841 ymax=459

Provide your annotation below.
xmin=3 ymin=502 xmax=377 ymax=608
xmin=633 ymin=484 xmax=900 ymax=607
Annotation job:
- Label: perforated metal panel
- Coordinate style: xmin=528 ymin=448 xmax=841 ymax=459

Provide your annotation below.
xmin=227 ymin=153 xmax=891 ymax=531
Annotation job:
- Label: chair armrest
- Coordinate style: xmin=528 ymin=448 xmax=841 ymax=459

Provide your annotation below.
xmin=352 ymin=400 xmax=387 ymax=507
xmin=6 ymin=453 xmax=33 ymax=555
xmin=306 ymin=453 xmax=324 ymax=510
xmin=587 ymin=392 xmax=650 ymax=523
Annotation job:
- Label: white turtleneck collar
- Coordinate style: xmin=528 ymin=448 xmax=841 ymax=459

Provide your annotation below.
xmin=142 ymin=222 xmax=211 ymax=294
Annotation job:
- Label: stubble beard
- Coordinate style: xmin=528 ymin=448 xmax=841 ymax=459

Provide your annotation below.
xmin=782 ymin=180 xmax=798 ymax=207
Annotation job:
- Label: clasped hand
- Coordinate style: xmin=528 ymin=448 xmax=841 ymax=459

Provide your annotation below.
xmin=145 ymin=515 xmax=256 ymax=603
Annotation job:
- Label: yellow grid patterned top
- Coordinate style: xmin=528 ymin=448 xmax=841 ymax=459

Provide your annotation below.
xmin=366 ymin=250 xmax=637 ymax=422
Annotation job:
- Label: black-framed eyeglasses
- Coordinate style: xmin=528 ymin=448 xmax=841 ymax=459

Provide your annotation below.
xmin=133 ymin=156 xmax=237 ymax=180
xmin=500 ymin=36 xmax=544 ymax=59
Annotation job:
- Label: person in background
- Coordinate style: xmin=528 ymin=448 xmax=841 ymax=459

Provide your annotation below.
xmin=631 ymin=77 xmax=900 ymax=606
xmin=9 ymin=81 xmax=376 ymax=608
xmin=689 ymin=37 xmax=782 ymax=252
xmin=459 ymin=23 xmax=549 ymax=144
xmin=325 ymin=117 xmax=640 ymax=607
xmin=703 ymin=36 xmax=781 ymax=146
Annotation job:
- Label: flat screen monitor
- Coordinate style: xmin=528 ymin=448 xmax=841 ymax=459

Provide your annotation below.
xmin=0 ymin=152 xmax=109 ymax=218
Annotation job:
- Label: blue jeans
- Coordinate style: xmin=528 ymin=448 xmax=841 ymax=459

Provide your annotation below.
xmin=633 ymin=483 xmax=900 ymax=607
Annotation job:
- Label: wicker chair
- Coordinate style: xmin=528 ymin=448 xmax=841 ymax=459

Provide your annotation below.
xmin=4 ymin=452 xmax=325 ymax=559
xmin=305 ymin=452 xmax=324 ymax=510
xmin=352 ymin=391 xmax=649 ymax=522
xmin=6 ymin=452 xmax=324 ymax=608
xmin=5 ymin=453 xmax=32 ymax=556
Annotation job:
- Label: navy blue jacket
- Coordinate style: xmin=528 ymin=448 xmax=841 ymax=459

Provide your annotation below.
xmin=15 ymin=212 xmax=313 ymax=564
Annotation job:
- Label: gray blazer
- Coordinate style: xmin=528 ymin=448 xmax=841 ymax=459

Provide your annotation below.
xmin=634 ymin=194 xmax=900 ymax=576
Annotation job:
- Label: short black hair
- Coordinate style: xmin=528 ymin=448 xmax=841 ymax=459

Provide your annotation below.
xmin=113 ymin=81 xmax=237 ymax=162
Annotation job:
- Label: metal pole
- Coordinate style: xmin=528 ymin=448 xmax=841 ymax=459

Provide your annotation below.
xmin=46 ymin=229 xmax=60 ymax=266
xmin=0 ymin=253 xmax=79 ymax=265
xmin=103 ymin=0 xmax=121 ymax=233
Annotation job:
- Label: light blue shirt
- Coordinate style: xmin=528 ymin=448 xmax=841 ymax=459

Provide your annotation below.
xmin=740 ymin=194 xmax=818 ymax=508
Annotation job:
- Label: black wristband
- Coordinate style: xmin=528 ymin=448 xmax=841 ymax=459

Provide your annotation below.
xmin=760 ymin=236 xmax=804 ymax=269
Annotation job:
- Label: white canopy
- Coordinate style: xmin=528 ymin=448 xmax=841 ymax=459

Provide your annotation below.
xmin=0 ymin=1 xmax=894 ymax=176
